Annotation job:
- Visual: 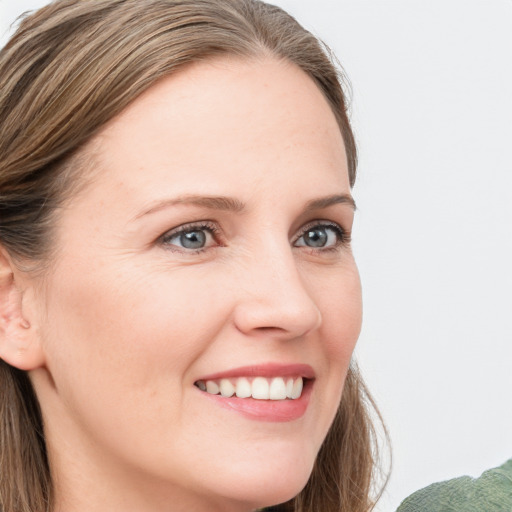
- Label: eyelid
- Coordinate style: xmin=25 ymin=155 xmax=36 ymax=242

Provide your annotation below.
xmin=158 ymin=220 xmax=223 ymax=252
xmin=293 ymin=220 xmax=349 ymax=248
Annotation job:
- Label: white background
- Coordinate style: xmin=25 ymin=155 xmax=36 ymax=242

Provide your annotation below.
xmin=1 ymin=1 xmax=511 ymax=510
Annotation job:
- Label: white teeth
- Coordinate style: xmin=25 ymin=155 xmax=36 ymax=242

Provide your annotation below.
xmin=269 ymin=377 xmax=287 ymax=400
xmin=206 ymin=380 xmax=219 ymax=395
xmin=286 ymin=378 xmax=294 ymax=398
xmin=291 ymin=377 xmax=303 ymax=399
xmin=235 ymin=377 xmax=252 ymax=398
xmin=252 ymin=377 xmax=270 ymax=400
xmin=219 ymin=379 xmax=235 ymax=397
xmin=198 ymin=376 xmax=305 ymax=400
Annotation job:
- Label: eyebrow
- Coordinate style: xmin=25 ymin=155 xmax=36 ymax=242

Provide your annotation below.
xmin=304 ymin=194 xmax=356 ymax=212
xmin=135 ymin=195 xmax=246 ymax=219
xmin=135 ymin=193 xmax=355 ymax=219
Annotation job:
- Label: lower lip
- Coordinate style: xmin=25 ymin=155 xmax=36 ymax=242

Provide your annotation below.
xmin=198 ymin=380 xmax=313 ymax=422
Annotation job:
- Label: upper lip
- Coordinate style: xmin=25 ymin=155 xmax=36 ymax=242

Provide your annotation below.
xmin=196 ymin=363 xmax=316 ymax=382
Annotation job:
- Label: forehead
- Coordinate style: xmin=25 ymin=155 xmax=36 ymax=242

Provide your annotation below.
xmin=76 ymin=57 xmax=349 ymax=209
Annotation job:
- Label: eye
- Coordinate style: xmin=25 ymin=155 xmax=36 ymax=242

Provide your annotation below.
xmin=294 ymin=222 xmax=346 ymax=250
xmin=159 ymin=222 xmax=219 ymax=252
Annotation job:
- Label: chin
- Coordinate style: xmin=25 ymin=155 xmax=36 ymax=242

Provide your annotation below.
xmin=199 ymin=447 xmax=315 ymax=510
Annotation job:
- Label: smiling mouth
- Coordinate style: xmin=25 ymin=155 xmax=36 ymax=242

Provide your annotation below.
xmin=194 ymin=376 xmax=306 ymax=400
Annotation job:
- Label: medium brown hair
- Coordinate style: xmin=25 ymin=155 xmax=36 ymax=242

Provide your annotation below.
xmin=0 ymin=1 xmax=386 ymax=511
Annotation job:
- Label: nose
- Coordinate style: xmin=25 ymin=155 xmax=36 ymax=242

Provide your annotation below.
xmin=232 ymin=242 xmax=322 ymax=341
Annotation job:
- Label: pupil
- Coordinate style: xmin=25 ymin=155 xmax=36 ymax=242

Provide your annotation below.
xmin=305 ymin=227 xmax=327 ymax=247
xmin=181 ymin=230 xmax=206 ymax=249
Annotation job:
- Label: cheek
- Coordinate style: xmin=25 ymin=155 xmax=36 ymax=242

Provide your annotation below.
xmin=38 ymin=262 xmax=237 ymax=471
xmin=40 ymin=261 xmax=231 ymax=415
xmin=312 ymin=261 xmax=362 ymax=358
xmin=300 ymin=261 xmax=362 ymax=440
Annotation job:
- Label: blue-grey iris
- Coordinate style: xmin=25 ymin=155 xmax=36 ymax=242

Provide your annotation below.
xmin=304 ymin=227 xmax=328 ymax=247
xmin=181 ymin=230 xmax=206 ymax=249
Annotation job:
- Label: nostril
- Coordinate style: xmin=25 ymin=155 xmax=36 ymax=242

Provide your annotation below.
xmin=254 ymin=326 xmax=287 ymax=333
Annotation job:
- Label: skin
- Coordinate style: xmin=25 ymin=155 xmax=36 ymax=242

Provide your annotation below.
xmin=2 ymin=57 xmax=362 ymax=512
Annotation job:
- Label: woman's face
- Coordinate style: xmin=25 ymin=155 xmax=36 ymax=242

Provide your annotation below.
xmin=30 ymin=57 xmax=361 ymax=511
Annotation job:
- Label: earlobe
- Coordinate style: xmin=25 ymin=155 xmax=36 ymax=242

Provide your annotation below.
xmin=0 ymin=247 xmax=45 ymax=371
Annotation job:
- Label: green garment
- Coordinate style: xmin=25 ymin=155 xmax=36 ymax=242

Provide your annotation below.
xmin=396 ymin=459 xmax=512 ymax=512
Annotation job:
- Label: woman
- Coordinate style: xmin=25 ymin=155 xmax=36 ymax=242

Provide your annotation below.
xmin=0 ymin=1 xmax=385 ymax=511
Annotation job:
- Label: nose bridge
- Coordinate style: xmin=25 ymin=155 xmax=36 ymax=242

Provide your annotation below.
xmin=233 ymin=235 xmax=322 ymax=338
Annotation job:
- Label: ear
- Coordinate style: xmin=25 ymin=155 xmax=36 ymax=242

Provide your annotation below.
xmin=0 ymin=247 xmax=45 ymax=370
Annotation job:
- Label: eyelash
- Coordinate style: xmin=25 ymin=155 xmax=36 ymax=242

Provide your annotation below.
xmin=159 ymin=221 xmax=222 ymax=254
xmin=297 ymin=220 xmax=350 ymax=253
xmin=158 ymin=220 xmax=350 ymax=254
